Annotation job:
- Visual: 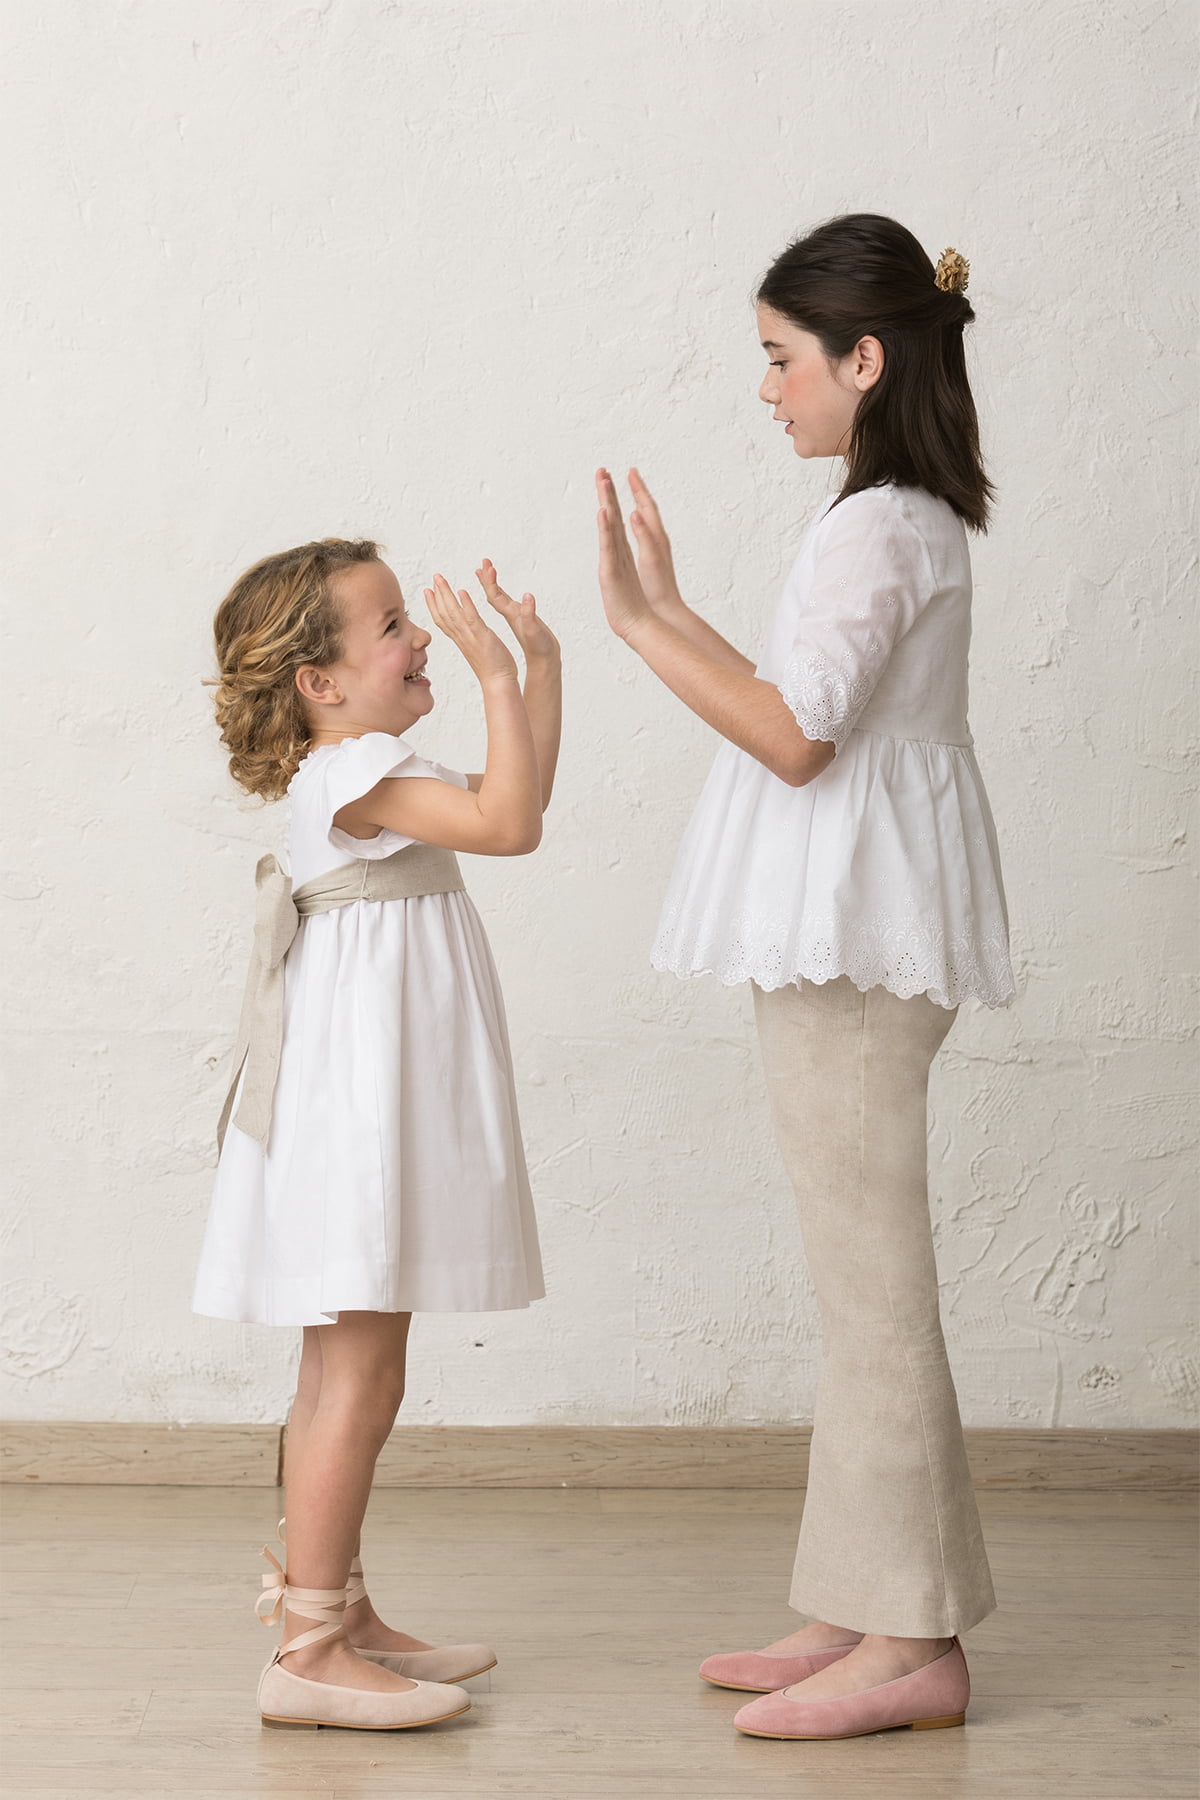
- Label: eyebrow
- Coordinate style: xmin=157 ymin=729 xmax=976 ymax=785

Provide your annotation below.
xmin=761 ymin=340 xmax=786 ymax=351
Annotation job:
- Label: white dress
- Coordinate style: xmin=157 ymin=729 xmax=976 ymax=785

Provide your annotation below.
xmin=192 ymin=732 xmax=545 ymax=1326
xmin=652 ymin=483 xmax=1016 ymax=1010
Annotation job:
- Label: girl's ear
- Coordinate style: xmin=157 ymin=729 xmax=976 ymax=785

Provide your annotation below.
xmin=296 ymin=664 xmax=342 ymax=708
xmin=852 ymin=335 xmax=885 ymax=391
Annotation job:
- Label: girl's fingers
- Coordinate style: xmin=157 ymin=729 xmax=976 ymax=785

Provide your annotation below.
xmin=434 ymin=572 xmax=483 ymax=625
xmin=602 ymin=507 xmax=635 ymax=570
xmin=596 ymin=467 xmax=625 ymax=524
xmin=597 ymin=481 xmax=632 ymax=553
xmin=628 ymin=467 xmax=656 ymax=512
xmin=425 ymin=584 xmax=454 ymax=637
xmin=475 ymin=562 xmax=513 ymax=613
xmin=427 ymin=575 xmax=474 ymax=640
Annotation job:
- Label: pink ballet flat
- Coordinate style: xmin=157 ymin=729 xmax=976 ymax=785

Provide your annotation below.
xmin=733 ymin=1637 xmax=970 ymax=1739
xmin=699 ymin=1642 xmax=859 ymax=1692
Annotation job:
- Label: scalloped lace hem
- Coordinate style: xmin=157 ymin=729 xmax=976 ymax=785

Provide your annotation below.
xmin=779 ymin=649 xmax=873 ymax=751
xmin=650 ymin=925 xmax=1017 ymax=1011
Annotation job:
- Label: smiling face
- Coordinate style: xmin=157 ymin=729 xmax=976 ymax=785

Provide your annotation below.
xmin=756 ymin=303 xmax=884 ymax=460
xmin=296 ymin=558 xmax=434 ymax=743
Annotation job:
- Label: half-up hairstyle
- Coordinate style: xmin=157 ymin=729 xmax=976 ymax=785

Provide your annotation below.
xmin=758 ymin=213 xmax=994 ymax=531
xmin=211 ymin=538 xmax=380 ymax=801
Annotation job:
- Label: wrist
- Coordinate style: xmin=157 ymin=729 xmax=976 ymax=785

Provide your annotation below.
xmin=622 ymin=609 xmax=663 ymax=653
xmin=522 ymin=646 xmax=562 ymax=674
xmin=650 ymin=590 xmax=688 ymax=621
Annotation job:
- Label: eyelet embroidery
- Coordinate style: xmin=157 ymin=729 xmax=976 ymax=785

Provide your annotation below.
xmin=780 ymin=649 xmax=875 ymax=752
xmin=652 ymin=901 xmax=1015 ymax=1010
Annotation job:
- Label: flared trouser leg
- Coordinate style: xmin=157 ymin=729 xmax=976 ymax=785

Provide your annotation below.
xmin=753 ymin=975 xmax=996 ymax=1639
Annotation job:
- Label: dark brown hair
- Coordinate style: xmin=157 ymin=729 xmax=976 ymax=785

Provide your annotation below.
xmin=211 ymin=538 xmax=379 ymax=801
xmin=757 ymin=214 xmax=994 ymax=531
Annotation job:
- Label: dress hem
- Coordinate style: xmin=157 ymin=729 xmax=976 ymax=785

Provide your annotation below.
xmin=649 ymin=957 xmax=1017 ymax=1012
xmin=192 ymin=1289 xmax=546 ymax=1328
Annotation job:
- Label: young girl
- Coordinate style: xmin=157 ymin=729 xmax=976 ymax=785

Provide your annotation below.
xmin=597 ymin=214 xmax=1014 ymax=1742
xmin=192 ymin=542 xmax=559 ymax=1731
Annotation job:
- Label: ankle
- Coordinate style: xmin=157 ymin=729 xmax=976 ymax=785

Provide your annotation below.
xmin=806 ymin=1621 xmax=864 ymax=1646
xmin=280 ymin=1632 xmax=347 ymax=1675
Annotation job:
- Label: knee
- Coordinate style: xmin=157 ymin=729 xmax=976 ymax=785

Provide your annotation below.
xmin=356 ymin=1374 xmax=406 ymax=1444
xmin=316 ymin=1371 xmax=405 ymax=1444
xmin=293 ymin=1364 xmax=323 ymax=1412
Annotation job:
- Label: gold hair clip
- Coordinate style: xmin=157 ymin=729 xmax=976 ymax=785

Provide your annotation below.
xmin=935 ymin=248 xmax=970 ymax=293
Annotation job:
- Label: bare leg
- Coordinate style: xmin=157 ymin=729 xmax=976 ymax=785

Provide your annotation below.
xmin=283 ymin=1319 xmax=437 ymax=1655
xmin=762 ymin=1621 xmax=863 ymax=1654
xmin=282 ymin=1325 xmax=324 ymax=1509
xmin=277 ymin=1310 xmax=422 ymax=1691
xmin=763 ymin=1623 xmax=953 ymax=1698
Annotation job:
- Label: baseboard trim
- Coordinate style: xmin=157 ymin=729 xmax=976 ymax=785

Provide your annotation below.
xmin=0 ymin=1421 xmax=282 ymax=1487
xmin=2 ymin=1422 xmax=1195 ymax=1489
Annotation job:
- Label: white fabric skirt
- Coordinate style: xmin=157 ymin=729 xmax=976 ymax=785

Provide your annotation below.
xmin=652 ymin=729 xmax=1015 ymax=1010
xmin=192 ymin=891 xmax=545 ymax=1325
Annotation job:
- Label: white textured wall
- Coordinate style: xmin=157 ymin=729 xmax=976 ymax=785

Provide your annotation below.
xmin=3 ymin=0 xmax=1195 ymax=1432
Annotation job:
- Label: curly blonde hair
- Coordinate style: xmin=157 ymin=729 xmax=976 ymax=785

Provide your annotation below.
xmin=211 ymin=538 xmax=380 ymax=801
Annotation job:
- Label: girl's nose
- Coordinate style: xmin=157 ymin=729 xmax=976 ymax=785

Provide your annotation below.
xmin=758 ymin=374 xmax=776 ymax=404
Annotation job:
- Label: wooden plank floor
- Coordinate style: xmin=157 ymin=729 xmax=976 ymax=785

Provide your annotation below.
xmin=1 ymin=1485 xmax=1195 ymax=1798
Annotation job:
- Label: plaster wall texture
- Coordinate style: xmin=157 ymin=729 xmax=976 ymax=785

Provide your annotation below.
xmin=2 ymin=0 xmax=1195 ymax=1432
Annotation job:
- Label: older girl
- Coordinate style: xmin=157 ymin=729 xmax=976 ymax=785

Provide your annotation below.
xmin=597 ymin=214 xmax=1014 ymax=1742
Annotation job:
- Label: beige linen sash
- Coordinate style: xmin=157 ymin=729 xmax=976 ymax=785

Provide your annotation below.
xmin=217 ymin=842 xmax=465 ymax=1152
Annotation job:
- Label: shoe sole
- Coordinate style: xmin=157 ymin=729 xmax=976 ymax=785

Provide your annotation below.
xmin=261 ymin=1701 xmax=472 ymax=1731
xmin=736 ymin=1712 xmax=967 ymax=1740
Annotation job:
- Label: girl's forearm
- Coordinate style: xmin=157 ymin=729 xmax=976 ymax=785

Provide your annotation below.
xmin=624 ymin=611 xmax=834 ymax=787
xmin=475 ymin=676 xmax=544 ymax=850
xmin=651 ymin=596 xmax=757 ymax=675
xmin=522 ymin=655 xmax=562 ymax=809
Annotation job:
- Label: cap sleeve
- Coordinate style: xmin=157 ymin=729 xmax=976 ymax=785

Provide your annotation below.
xmin=779 ymin=489 xmax=936 ymax=752
xmin=308 ymin=732 xmax=468 ymax=860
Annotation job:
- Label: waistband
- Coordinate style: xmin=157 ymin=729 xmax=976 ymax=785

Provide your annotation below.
xmin=217 ymin=843 xmax=464 ymax=1151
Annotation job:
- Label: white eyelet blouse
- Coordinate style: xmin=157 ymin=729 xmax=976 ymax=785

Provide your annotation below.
xmin=651 ymin=483 xmax=1016 ymax=1010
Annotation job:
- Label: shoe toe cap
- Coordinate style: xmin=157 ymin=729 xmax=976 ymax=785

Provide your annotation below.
xmin=699 ymin=1651 xmax=777 ymax=1688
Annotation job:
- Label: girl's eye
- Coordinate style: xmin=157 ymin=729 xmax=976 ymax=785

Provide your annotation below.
xmin=770 ymin=360 xmax=787 ymax=370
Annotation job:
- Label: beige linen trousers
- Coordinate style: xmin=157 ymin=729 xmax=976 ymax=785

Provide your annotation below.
xmin=753 ymin=974 xmax=996 ymax=1639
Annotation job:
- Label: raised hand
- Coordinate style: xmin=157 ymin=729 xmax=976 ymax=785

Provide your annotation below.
xmin=626 ymin=467 xmax=683 ymax=613
xmin=475 ymin=560 xmax=560 ymax=664
xmin=596 ymin=467 xmax=654 ymax=642
xmin=424 ymin=573 xmax=520 ymax=685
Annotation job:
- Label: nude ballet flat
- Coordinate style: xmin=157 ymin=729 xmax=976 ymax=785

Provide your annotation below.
xmin=274 ymin=1519 xmax=497 ymax=1685
xmin=346 ymin=1557 xmax=497 ymax=1682
xmin=699 ymin=1641 xmax=860 ymax=1693
xmin=255 ymin=1552 xmax=470 ymax=1731
xmin=733 ymin=1637 xmax=970 ymax=1739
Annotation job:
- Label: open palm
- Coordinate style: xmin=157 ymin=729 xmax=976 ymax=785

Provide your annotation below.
xmin=625 ymin=467 xmax=683 ymax=611
xmin=475 ymin=559 xmax=560 ymax=662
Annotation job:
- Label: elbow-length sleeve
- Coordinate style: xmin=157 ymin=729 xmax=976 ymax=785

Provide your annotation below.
xmin=779 ymin=490 xmax=937 ymax=752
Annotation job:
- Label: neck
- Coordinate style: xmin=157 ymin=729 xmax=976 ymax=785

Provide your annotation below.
xmin=308 ymin=727 xmax=368 ymax=746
